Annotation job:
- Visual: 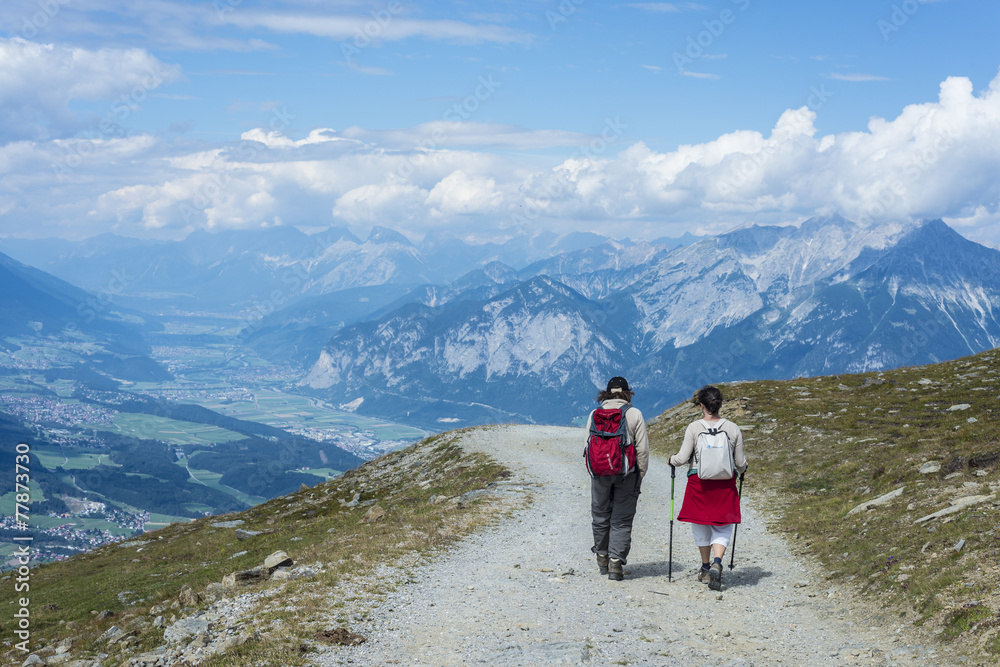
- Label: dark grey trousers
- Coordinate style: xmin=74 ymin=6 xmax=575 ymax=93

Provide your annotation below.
xmin=590 ymin=471 xmax=641 ymax=564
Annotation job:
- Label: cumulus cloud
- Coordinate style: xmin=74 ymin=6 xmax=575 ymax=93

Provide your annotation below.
xmin=3 ymin=70 xmax=1000 ymax=244
xmin=0 ymin=37 xmax=181 ymax=140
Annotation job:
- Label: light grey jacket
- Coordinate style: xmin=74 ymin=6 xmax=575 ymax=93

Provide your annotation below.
xmin=585 ymin=398 xmax=649 ymax=479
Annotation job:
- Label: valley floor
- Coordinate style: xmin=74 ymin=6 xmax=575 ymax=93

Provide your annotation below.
xmin=313 ymin=425 xmax=959 ymax=666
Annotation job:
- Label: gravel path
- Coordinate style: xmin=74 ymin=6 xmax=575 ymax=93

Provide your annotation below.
xmin=316 ymin=425 xmax=957 ymax=666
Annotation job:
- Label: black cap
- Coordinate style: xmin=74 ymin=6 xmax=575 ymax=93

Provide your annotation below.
xmin=606 ymin=376 xmax=630 ymax=393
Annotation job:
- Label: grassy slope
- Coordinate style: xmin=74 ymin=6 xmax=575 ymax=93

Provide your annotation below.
xmin=648 ymin=347 xmax=1000 ymax=662
xmin=0 ymin=428 xmax=515 ymax=666
xmin=6 ymin=349 xmax=1000 ymax=664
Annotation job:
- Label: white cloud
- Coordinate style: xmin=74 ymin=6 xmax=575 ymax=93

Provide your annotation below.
xmin=0 ymin=37 xmax=181 ymax=140
xmin=680 ymin=70 xmax=721 ymax=80
xmin=624 ymin=3 xmax=708 ymax=12
xmin=829 ymin=73 xmax=890 ymax=82
xmin=224 ymin=12 xmax=531 ymax=45
xmin=4 ymin=71 xmax=1000 ymax=245
xmin=339 ymin=122 xmax=592 ymax=150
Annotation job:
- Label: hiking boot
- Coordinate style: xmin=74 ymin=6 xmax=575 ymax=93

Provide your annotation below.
xmin=608 ymin=558 xmax=624 ymax=581
xmin=708 ymin=562 xmax=723 ymax=590
xmin=596 ymin=553 xmax=610 ymax=575
xmin=697 ymin=567 xmax=711 ymax=584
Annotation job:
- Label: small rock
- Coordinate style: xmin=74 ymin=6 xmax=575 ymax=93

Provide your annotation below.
xmin=164 ymin=616 xmax=210 ymax=644
xmin=897 ymin=574 xmax=911 ymax=582
xmin=360 ymin=504 xmax=386 ymax=523
xmin=967 ymin=417 xmax=979 ymax=423
xmin=264 ymin=551 xmax=293 ymax=571
xmin=153 ymin=615 xmax=165 ymax=628
xmin=975 ymin=469 xmax=988 ymax=477
xmin=178 ymin=585 xmax=200 ymax=607
xmin=793 ymin=581 xmax=809 ymax=588
xmin=312 ymin=628 xmax=366 ymax=646
xmin=955 ymin=539 xmax=966 ymax=552
xmin=21 ymin=655 xmax=47 ymax=667
xmin=918 ymin=378 xmax=933 ymax=385
xmin=229 ymin=550 xmax=248 ymax=559
xmin=97 ymin=625 xmax=122 ymax=644
xmin=96 ymin=610 xmax=114 ymax=621
xmin=948 ymin=404 xmax=971 ymax=411
xmin=210 ymin=520 xmax=244 ymax=528
xmin=222 ymin=568 xmax=267 ymax=588
xmin=219 ymin=635 xmax=248 ymax=652
xmin=716 ymin=594 xmax=724 ymax=600
xmin=234 ymin=529 xmax=262 ymax=541
xmin=918 ymin=462 xmax=941 ymax=474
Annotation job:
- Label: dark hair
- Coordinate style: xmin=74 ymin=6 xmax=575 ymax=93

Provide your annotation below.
xmin=693 ymin=385 xmax=723 ymax=415
xmin=595 ymin=388 xmax=634 ymax=403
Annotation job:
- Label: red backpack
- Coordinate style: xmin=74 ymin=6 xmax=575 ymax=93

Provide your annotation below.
xmin=584 ymin=404 xmax=636 ymax=477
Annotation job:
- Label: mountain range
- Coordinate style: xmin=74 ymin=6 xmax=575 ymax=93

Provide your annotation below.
xmin=3 ymin=215 xmax=998 ymax=428
xmin=302 ymin=216 xmax=1000 ymax=425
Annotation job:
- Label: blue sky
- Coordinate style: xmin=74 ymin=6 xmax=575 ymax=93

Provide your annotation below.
xmin=2 ymin=0 xmax=1000 ymax=244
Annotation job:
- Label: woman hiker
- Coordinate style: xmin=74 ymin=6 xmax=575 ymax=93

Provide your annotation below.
xmin=669 ymin=385 xmax=747 ymax=591
xmin=585 ymin=376 xmax=649 ymax=581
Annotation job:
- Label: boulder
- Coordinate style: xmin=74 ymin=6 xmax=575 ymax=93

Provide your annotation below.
xmin=235 ymin=529 xmax=262 ymax=541
xmin=913 ymin=494 xmax=995 ymax=524
xmin=846 ymin=487 xmax=905 ymax=516
xmin=360 ymin=505 xmax=386 ymax=523
xmin=178 ymin=585 xmax=200 ymax=607
xmin=222 ymin=568 xmax=267 ymax=588
xmin=264 ymin=551 xmax=293 ymax=571
xmin=164 ymin=616 xmax=210 ymax=644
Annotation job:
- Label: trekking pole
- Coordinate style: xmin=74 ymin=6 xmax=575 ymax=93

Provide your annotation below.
xmin=668 ymin=464 xmax=675 ymax=582
xmin=729 ymin=471 xmax=745 ymax=571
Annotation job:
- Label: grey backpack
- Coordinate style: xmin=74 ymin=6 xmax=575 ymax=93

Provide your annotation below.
xmin=696 ymin=419 xmax=734 ymax=480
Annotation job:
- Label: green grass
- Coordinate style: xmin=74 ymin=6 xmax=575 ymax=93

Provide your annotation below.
xmin=0 ymin=429 xmax=515 ymax=666
xmin=648 ymin=348 xmax=1000 ymax=662
xmin=95 ymin=412 xmax=245 ymax=445
xmin=181 ymin=463 xmax=266 ymax=506
xmin=31 ymin=444 xmax=110 ymax=471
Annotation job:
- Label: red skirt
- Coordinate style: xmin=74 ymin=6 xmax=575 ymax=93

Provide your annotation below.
xmin=677 ymin=474 xmax=741 ymax=525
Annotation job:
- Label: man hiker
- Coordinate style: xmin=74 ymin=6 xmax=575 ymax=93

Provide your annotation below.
xmin=584 ymin=376 xmax=649 ymax=581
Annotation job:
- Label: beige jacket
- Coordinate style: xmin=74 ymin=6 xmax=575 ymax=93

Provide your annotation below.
xmin=585 ymin=398 xmax=649 ymax=478
xmin=669 ymin=418 xmax=747 ymax=474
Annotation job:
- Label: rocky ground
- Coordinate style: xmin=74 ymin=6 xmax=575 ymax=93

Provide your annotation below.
xmin=312 ymin=424 xmax=964 ymax=667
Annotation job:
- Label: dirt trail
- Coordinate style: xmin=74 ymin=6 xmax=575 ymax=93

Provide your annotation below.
xmin=317 ymin=425 xmax=954 ymax=666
